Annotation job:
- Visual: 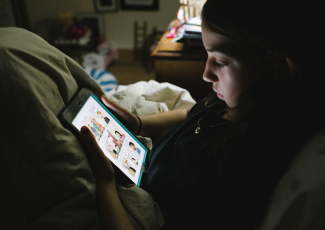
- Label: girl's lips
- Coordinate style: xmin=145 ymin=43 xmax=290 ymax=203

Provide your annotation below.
xmin=217 ymin=93 xmax=224 ymax=98
xmin=213 ymin=86 xmax=224 ymax=98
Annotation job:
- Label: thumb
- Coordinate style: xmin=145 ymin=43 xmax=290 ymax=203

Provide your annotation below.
xmin=80 ymin=126 xmax=116 ymax=185
xmin=80 ymin=126 xmax=106 ymax=165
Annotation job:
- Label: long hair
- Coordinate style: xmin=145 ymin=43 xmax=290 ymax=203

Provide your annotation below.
xmin=196 ymin=0 xmax=325 ymax=228
xmin=201 ymin=0 xmax=323 ymax=169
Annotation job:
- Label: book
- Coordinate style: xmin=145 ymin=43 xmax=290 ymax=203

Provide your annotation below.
xmin=184 ymin=24 xmax=202 ymax=35
xmin=172 ymin=26 xmax=202 ymax=44
xmin=186 ymin=16 xmax=202 ymax=26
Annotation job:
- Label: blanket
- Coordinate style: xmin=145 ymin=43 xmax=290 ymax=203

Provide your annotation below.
xmin=0 ymin=27 xmax=195 ymax=230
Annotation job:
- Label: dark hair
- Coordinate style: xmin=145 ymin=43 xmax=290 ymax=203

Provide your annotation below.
xmin=201 ymin=0 xmax=324 ymax=161
xmin=201 ymin=0 xmax=304 ymax=115
xmin=129 ymin=142 xmax=134 ymax=146
xmin=196 ymin=0 xmax=324 ymax=228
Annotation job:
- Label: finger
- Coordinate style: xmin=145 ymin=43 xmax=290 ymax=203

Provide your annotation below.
xmin=100 ymin=95 xmax=139 ymax=134
xmin=80 ymin=126 xmax=115 ymax=184
xmin=101 ymin=95 xmax=128 ymax=115
xmin=101 ymin=95 xmax=115 ymax=109
xmin=80 ymin=126 xmax=106 ymax=163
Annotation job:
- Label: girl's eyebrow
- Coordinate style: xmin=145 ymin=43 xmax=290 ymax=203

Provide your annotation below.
xmin=206 ymin=40 xmax=238 ymax=54
xmin=206 ymin=47 xmax=232 ymax=60
xmin=206 ymin=41 xmax=250 ymax=60
xmin=206 ymin=48 xmax=219 ymax=52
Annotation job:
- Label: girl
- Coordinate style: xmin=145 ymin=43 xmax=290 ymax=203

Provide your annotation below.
xmin=81 ymin=0 xmax=324 ymax=229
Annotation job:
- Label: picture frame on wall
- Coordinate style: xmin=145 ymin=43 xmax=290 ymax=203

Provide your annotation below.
xmin=120 ymin=0 xmax=159 ymax=11
xmin=74 ymin=12 xmax=105 ymax=37
xmin=94 ymin=0 xmax=118 ymax=13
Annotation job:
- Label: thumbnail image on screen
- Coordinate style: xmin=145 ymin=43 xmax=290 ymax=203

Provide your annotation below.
xmin=72 ymin=95 xmax=146 ymax=184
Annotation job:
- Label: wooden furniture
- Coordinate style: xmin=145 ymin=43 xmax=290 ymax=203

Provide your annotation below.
xmin=134 ymin=21 xmax=147 ymax=62
xmin=150 ymin=19 xmax=211 ymax=102
xmin=146 ymin=28 xmax=165 ymax=72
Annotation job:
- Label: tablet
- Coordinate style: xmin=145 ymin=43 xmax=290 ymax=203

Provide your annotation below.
xmin=61 ymin=88 xmax=148 ymax=186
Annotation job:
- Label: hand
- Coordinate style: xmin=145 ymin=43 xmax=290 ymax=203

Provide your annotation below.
xmin=101 ymin=95 xmax=191 ymax=139
xmin=80 ymin=126 xmax=116 ymax=188
xmin=101 ymin=96 xmax=140 ymax=136
xmin=81 ymin=126 xmax=135 ymax=230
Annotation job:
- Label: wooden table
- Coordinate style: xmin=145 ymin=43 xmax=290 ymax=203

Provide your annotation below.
xmin=150 ymin=20 xmax=211 ymax=102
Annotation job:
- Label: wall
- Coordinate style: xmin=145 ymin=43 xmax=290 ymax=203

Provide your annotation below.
xmin=0 ymin=0 xmax=16 ymax=27
xmin=25 ymin=0 xmax=180 ymax=49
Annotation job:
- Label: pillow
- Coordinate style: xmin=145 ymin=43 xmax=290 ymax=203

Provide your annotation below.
xmin=0 ymin=27 xmax=103 ymax=230
xmin=83 ymin=66 xmax=118 ymax=93
xmin=0 ymin=27 xmax=194 ymax=230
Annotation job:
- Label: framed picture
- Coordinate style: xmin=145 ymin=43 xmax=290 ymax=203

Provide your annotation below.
xmin=94 ymin=0 xmax=118 ymax=13
xmin=74 ymin=12 xmax=105 ymax=37
xmin=120 ymin=0 xmax=159 ymax=11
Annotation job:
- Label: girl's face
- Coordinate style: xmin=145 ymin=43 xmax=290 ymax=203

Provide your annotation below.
xmin=201 ymin=21 xmax=266 ymax=109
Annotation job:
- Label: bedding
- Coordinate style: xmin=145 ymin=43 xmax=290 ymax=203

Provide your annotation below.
xmin=0 ymin=27 xmax=195 ymax=230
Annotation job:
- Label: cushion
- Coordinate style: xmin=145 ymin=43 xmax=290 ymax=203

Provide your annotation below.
xmin=0 ymin=27 xmax=195 ymax=230
xmin=83 ymin=66 xmax=118 ymax=93
xmin=0 ymin=27 xmax=103 ymax=230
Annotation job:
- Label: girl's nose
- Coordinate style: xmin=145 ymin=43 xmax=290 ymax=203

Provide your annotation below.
xmin=203 ymin=61 xmax=218 ymax=83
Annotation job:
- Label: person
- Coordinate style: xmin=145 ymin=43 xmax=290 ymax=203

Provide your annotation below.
xmin=122 ymin=160 xmax=131 ymax=169
xmin=131 ymin=158 xmax=138 ymax=166
xmin=88 ymin=124 xmax=101 ymax=139
xmin=115 ymin=131 xmax=122 ymax=138
xmin=97 ymin=111 xmax=110 ymax=124
xmin=112 ymin=150 xmax=119 ymax=159
xmin=106 ymin=144 xmax=113 ymax=153
xmin=128 ymin=167 xmax=136 ymax=177
xmin=92 ymin=121 xmax=99 ymax=130
xmin=114 ymin=144 xmax=121 ymax=153
xmin=107 ymin=130 xmax=122 ymax=148
xmin=80 ymin=0 xmax=324 ymax=229
xmin=104 ymin=117 xmax=109 ymax=124
xmin=129 ymin=142 xmax=137 ymax=151
xmin=1 ymin=1 xmax=323 ymax=229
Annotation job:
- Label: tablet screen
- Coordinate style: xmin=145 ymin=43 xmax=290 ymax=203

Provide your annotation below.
xmin=72 ymin=94 xmax=147 ymax=185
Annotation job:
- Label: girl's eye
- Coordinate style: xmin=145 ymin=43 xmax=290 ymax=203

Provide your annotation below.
xmin=214 ymin=62 xmax=226 ymax=67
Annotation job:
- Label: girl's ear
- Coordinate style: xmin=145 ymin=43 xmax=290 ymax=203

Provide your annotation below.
xmin=267 ymin=52 xmax=297 ymax=82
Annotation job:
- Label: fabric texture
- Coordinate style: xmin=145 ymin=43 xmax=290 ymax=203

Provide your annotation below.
xmin=0 ymin=27 xmax=195 ymax=230
xmin=0 ymin=27 xmax=102 ymax=230
xmin=107 ymin=80 xmax=196 ymax=149
xmin=1 ymin=27 xmax=325 ymax=230
xmin=258 ymin=128 xmax=325 ymax=230
xmin=107 ymin=80 xmax=196 ymax=111
xmin=117 ymin=184 xmax=165 ymax=230
xmin=144 ymin=100 xmax=325 ymax=229
xmin=145 ymin=102 xmax=231 ymax=216
xmin=83 ymin=66 xmax=118 ymax=92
